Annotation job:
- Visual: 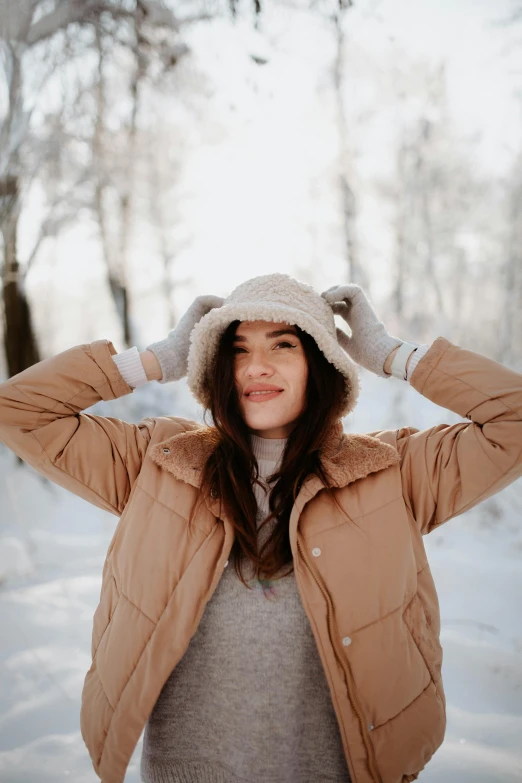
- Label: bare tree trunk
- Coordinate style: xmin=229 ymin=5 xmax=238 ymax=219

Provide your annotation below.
xmin=147 ymin=146 xmax=177 ymax=332
xmin=93 ymin=23 xmax=111 ymax=293
xmin=1 ymin=198 xmax=40 ymax=377
xmin=500 ymin=175 xmax=522 ymax=365
xmin=0 ymin=45 xmax=40 ymax=379
xmin=331 ymin=3 xmax=368 ymax=290
xmin=93 ymin=20 xmax=133 ymax=348
xmin=416 ymin=120 xmax=445 ymax=318
xmin=392 ymin=219 xmax=406 ymax=320
xmin=392 ymin=144 xmax=408 ymax=320
xmin=109 ymin=4 xmax=149 ymax=347
xmin=450 ymin=245 xmax=467 ymax=344
xmin=114 ymin=7 xmax=146 ymax=348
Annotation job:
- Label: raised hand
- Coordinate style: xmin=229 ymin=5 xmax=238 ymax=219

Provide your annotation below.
xmin=146 ymin=295 xmax=225 ymax=383
xmin=321 ymin=284 xmax=403 ymax=378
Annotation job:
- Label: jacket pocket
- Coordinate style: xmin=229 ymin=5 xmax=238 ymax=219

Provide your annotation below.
xmin=402 ymin=592 xmax=443 ymax=688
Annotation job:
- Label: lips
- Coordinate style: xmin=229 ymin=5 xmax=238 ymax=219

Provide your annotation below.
xmin=243 ymin=385 xmax=284 ymax=402
xmin=245 ymin=390 xmax=283 ymax=403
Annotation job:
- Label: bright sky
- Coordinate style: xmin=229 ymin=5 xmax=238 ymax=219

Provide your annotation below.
xmin=374 ymin=0 xmax=522 ymax=165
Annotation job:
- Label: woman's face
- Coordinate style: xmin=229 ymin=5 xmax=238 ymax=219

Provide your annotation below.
xmin=233 ymin=320 xmax=308 ymax=439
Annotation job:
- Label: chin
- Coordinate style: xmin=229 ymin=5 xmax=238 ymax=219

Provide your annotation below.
xmin=243 ymin=411 xmax=299 ymax=434
xmin=239 ymin=401 xmax=305 ymax=434
xmin=244 ymin=415 xmax=285 ymax=430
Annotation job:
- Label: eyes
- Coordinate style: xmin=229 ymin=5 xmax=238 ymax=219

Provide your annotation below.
xmin=233 ymin=341 xmax=298 ymax=355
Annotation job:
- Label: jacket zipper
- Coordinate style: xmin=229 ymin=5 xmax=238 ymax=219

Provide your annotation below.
xmin=297 ymin=532 xmax=382 ymax=783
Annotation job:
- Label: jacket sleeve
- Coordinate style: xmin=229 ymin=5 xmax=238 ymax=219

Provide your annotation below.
xmin=0 ymin=339 xmax=155 ymax=516
xmin=394 ymin=336 xmax=522 ymax=536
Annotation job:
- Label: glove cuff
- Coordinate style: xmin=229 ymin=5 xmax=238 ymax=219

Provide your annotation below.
xmin=370 ymin=333 xmax=404 ymax=378
xmin=390 ymin=341 xmax=420 ymax=380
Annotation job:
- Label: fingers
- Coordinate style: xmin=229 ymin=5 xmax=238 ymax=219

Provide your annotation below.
xmin=321 ymin=283 xmax=363 ymax=304
xmin=195 ymin=294 xmax=225 ymax=310
xmin=321 ymin=285 xmax=341 ymax=298
xmin=331 ymin=301 xmax=351 ymax=317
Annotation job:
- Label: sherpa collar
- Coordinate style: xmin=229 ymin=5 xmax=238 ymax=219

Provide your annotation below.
xmin=149 ymin=420 xmax=401 ymax=490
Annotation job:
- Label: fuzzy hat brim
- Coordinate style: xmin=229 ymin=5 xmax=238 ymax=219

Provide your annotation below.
xmin=186 ymin=300 xmax=360 ymax=418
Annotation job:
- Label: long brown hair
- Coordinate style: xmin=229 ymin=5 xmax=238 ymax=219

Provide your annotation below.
xmin=189 ymin=320 xmax=347 ymax=588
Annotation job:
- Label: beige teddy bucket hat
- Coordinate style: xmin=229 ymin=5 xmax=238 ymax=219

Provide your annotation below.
xmin=186 ymin=273 xmax=361 ymax=418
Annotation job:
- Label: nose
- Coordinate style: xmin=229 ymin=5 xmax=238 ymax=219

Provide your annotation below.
xmin=245 ymin=349 xmax=275 ymax=378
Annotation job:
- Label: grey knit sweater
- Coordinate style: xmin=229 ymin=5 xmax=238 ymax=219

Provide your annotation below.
xmin=139 ymin=434 xmax=351 ymax=783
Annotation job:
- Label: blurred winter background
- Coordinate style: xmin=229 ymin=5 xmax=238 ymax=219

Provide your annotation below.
xmin=1 ymin=0 xmax=522 ymax=781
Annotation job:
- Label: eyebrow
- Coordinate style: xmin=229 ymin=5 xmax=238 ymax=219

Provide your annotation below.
xmin=233 ymin=328 xmax=299 ymax=342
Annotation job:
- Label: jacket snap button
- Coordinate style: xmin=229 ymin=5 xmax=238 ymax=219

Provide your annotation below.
xmin=163 ymin=448 xmax=170 ymax=454
xmin=210 ymin=488 xmax=218 ymax=498
xmin=342 ymin=636 xmax=352 ymax=646
xmin=368 ymin=723 xmax=374 ymax=731
xmin=312 ymin=547 xmax=321 ymax=557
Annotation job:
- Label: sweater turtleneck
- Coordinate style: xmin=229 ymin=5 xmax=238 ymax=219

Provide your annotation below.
xmin=249 ymin=433 xmax=287 ymax=551
xmin=250 ymin=432 xmax=287 ymax=477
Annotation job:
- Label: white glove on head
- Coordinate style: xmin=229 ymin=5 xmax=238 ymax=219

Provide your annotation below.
xmin=146 ymin=295 xmax=225 ymax=384
xmin=321 ymin=284 xmax=403 ymax=378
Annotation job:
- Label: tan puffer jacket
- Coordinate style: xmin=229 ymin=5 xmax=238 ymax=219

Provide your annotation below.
xmin=0 ymin=336 xmax=521 ymax=783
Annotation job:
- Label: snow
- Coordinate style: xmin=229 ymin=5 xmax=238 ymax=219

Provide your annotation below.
xmin=0 ymin=369 xmax=521 ymax=782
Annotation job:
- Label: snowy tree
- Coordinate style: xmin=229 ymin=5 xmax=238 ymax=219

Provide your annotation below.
xmin=87 ymin=2 xmax=211 ymax=347
xmin=377 ymin=64 xmax=487 ymax=344
xmin=330 ymin=0 xmax=371 ymax=291
xmin=0 ymin=0 xmax=208 ymax=377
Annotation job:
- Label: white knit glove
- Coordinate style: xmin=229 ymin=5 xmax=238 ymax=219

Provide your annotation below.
xmin=146 ymin=295 xmax=225 ymax=384
xmin=321 ymin=284 xmax=404 ymax=378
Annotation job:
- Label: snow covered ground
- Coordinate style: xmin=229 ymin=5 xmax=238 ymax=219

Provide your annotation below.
xmin=0 ymin=367 xmax=521 ymax=782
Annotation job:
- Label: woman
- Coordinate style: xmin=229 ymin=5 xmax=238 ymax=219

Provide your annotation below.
xmin=0 ymin=273 xmax=520 ymax=783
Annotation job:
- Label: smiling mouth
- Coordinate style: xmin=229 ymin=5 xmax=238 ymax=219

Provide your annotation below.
xmin=245 ymin=390 xmax=284 ymax=401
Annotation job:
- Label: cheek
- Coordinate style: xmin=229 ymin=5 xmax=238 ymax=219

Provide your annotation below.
xmin=233 ymin=367 xmax=244 ymax=393
xmin=299 ymin=378 xmax=308 ymax=403
xmin=292 ymin=361 xmax=308 ymax=401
